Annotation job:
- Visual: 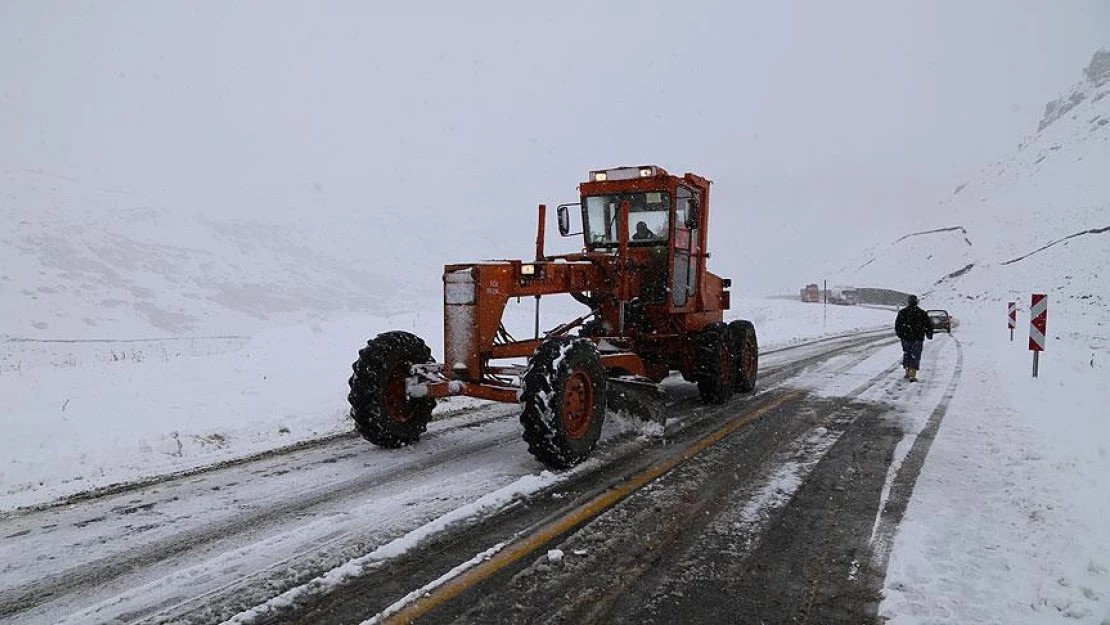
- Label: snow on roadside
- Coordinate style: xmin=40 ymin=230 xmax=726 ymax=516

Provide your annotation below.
xmin=0 ymin=312 xmax=439 ymax=513
xmin=880 ymin=305 xmax=1110 ymax=625
xmin=0 ymin=299 xmax=893 ymax=514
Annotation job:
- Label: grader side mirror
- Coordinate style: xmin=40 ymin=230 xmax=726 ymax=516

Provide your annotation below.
xmin=685 ymin=199 xmax=701 ymax=229
xmin=556 ymin=203 xmax=582 ymax=236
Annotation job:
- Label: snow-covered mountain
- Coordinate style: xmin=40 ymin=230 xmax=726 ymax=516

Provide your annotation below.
xmin=834 ymin=48 xmax=1110 ymax=344
xmin=934 ymin=48 xmax=1109 ymax=262
xmin=832 ymin=226 xmax=975 ymax=295
xmin=0 ymin=170 xmax=465 ymax=338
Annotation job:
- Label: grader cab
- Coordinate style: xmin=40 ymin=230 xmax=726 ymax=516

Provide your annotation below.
xmin=348 ymin=165 xmax=758 ymax=468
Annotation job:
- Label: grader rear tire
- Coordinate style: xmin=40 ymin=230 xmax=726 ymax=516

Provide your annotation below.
xmin=728 ymin=319 xmax=759 ymax=393
xmin=348 ymin=331 xmax=436 ymax=448
xmin=695 ymin=323 xmax=734 ymax=404
xmin=519 ymin=337 xmax=607 ymax=469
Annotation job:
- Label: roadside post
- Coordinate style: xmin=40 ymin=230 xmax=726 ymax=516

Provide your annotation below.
xmin=1008 ymin=301 xmax=1016 ymax=341
xmin=823 ymin=279 xmax=827 ymax=330
xmin=1029 ymin=293 xmax=1047 ymax=377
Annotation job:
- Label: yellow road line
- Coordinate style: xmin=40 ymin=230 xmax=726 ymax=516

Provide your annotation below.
xmin=382 ymin=390 xmax=803 ymax=624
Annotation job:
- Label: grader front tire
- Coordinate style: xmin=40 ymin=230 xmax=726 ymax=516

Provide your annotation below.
xmin=519 ymin=337 xmax=607 ymax=469
xmin=348 ymin=331 xmax=436 ymax=448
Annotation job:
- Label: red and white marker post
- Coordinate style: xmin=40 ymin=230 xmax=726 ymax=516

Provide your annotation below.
xmin=1028 ymin=293 xmax=1047 ymax=377
xmin=1008 ymin=301 xmax=1016 ymax=341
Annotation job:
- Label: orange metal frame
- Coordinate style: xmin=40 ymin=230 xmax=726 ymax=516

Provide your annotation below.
xmin=431 ymin=166 xmax=731 ymax=403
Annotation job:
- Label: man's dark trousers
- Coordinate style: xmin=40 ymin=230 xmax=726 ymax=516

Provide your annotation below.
xmin=902 ymin=339 xmax=923 ymax=369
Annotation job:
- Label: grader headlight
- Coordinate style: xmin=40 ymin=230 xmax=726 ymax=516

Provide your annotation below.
xmin=588 ymin=165 xmax=660 ymax=182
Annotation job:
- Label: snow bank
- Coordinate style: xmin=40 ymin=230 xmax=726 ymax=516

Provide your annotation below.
xmin=881 ymin=303 xmax=1110 ymax=624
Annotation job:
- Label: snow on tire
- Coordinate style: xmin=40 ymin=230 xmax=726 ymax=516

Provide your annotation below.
xmin=519 ymin=337 xmax=607 ymax=469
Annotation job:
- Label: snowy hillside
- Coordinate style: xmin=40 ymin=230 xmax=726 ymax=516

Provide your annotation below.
xmin=935 ymin=48 xmax=1109 ymax=260
xmin=926 ymin=50 xmax=1110 ymax=344
xmin=835 ymin=49 xmax=1110 ymax=344
xmin=833 ymin=226 xmax=975 ymax=295
xmin=0 ymin=170 xmax=466 ymax=338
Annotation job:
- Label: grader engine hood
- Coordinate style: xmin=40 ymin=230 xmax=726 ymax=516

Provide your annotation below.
xmin=444 ymin=268 xmax=480 ymax=378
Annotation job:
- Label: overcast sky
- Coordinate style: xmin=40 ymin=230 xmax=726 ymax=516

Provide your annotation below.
xmin=2 ymin=1 xmax=1107 ymax=295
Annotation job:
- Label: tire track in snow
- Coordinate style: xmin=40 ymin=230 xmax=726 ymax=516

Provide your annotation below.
xmin=867 ymin=335 xmax=964 ymax=581
xmin=258 ymin=337 xmax=901 ymax=625
xmin=1 ymin=403 xmax=519 ymax=520
xmin=0 ymin=426 xmax=522 ymax=621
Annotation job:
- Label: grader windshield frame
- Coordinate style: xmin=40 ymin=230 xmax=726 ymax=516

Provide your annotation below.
xmin=582 ymin=192 xmax=672 ymax=248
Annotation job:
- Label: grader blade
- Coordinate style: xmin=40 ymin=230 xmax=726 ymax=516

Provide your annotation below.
xmin=606 ymin=376 xmax=667 ymax=426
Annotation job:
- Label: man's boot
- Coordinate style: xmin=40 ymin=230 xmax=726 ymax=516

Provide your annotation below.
xmin=903 ymin=366 xmax=911 ymax=379
xmin=909 ymin=368 xmax=918 ymax=382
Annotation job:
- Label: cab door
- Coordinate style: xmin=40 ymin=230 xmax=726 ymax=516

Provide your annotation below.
xmin=671 ymin=186 xmax=700 ymax=308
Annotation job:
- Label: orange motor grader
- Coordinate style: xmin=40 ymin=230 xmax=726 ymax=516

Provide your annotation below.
xmin=348 ymin=165 xmax=758 ymax=469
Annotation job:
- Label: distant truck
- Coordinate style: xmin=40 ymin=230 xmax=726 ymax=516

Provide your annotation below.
xmin=827 ymin=286 xmax=858 ymax=306
xmin=800 ymin=284 xmax=856 ymax=305
xmin=800 ymin=283 xmax=820 ymax=303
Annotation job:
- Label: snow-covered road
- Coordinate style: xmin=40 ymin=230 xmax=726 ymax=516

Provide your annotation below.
xmin=1 ymin=330 xmax=905 ymax=624
xmin=4 ymin=300 xmax=1104 ymax=624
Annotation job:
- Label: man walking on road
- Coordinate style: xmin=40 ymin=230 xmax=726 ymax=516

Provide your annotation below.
xmin=895 ymin=294 xmax=934 ymax=382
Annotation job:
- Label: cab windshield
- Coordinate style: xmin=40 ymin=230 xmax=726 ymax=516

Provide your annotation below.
xmin=582 ymin=191 xmax=670 ymax=248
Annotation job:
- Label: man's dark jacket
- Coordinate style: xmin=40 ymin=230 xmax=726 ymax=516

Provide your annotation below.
xmin=895 ymin=305 xmax=934 ymax=342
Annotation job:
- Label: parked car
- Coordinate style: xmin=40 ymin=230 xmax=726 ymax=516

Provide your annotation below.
xmin=927 ymin=309 xmax=952 ymax=333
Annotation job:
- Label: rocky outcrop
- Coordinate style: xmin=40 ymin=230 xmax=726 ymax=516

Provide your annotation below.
xmin=1038 ymin=48 xmax=1109 ymax=132
xmin=1084 ymin=48 xmax=1110 ymax=86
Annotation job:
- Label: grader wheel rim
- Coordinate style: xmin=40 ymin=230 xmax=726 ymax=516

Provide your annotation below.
xmin=561 ymin=369 xmax=595 ymax=440
xmin=384 ymin=362 xmax=413 ymax=423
